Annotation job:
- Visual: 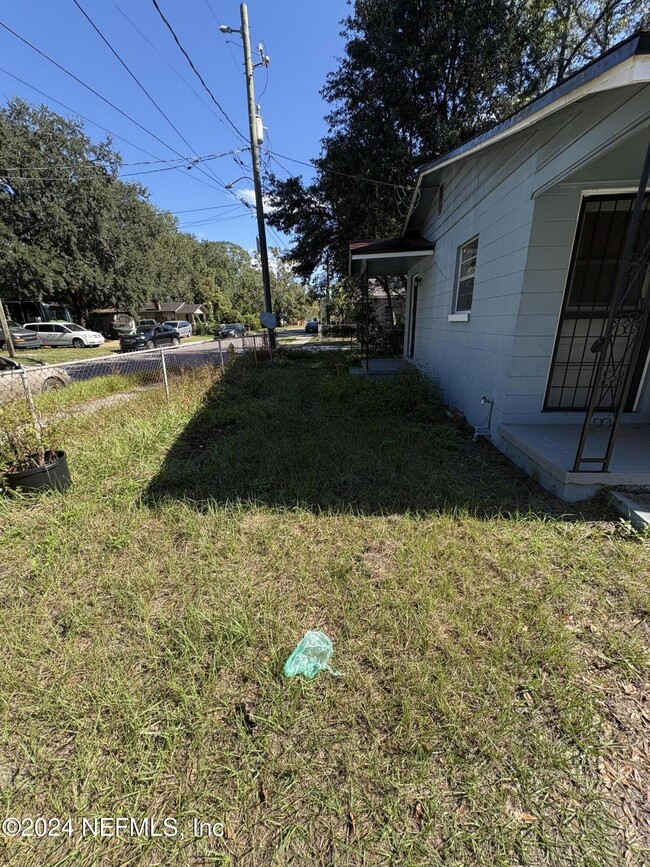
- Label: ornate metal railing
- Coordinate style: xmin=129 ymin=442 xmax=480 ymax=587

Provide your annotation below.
xmin=573 ymin=139 xmax=650 ymax=472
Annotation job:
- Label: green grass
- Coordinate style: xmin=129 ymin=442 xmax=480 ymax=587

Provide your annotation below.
xmin=34 ymin=373 xmax=151 ymax=415
xmin=0 ymin=353 xmax=647 ymax=866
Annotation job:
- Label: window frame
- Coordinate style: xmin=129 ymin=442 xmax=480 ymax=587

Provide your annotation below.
xmin=453 ymin=235 xmax=479 ymax=314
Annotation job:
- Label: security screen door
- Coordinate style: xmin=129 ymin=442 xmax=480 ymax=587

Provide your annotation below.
xmin=545 ymin=193 xmax=650 ymax=412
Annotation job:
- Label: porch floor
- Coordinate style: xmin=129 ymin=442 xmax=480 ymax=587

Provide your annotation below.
xmin=497 ymin=423 xmax=650 ymax=501
xmin=350 ymin=358 xmax=411 ymax=377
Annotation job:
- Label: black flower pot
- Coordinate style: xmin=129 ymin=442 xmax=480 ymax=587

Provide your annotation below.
xmin=4 ymin=450 xmax=72 ymax=493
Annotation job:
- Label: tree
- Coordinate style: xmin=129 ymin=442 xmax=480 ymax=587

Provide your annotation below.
xmin=267 ymin=0 xmax=647 ymax=285
xmin=538 ymin=1 xmax=649 ymax=84
xmin=0 ymin=99 xmax=168 ymax=321
xmin=269 ymin=249 xmax=310 ymax=322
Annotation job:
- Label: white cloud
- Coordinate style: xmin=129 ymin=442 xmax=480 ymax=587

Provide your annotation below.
xmin=233 ymin=187 xmax=277 ymax=213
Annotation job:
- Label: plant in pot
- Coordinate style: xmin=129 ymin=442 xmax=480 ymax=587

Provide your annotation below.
xmin=0 ymin=390 xmax=71 ymax=493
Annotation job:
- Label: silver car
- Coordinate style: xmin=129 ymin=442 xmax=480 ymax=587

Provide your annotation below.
xmin=0 ymin=356 xmax=71 ymax=405
xmin=25 ymin=321 xmax=105 ymax=348
xmin=163 ymin=320 xmax=192 ymax=338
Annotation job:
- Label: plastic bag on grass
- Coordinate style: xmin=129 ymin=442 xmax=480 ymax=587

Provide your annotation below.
xmin=283 ymin=630 xmax=342 ymax=680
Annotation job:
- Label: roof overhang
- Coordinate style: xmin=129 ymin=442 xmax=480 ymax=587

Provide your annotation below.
xmin=402 ymin=30 xmax=650 ymax=234
xmin=349 ymin=237 xmax=435 ymax=277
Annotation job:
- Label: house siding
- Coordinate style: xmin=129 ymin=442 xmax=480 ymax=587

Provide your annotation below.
xmin=406 ymin=81 xmax=650 ymax=430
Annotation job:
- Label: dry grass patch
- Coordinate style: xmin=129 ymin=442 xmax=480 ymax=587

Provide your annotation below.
xmin=0 ymin=354 xmax=647 ymax=866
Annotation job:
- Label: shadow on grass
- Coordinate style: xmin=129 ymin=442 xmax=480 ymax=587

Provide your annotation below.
xmin=145 ymin=351 xmax=611 ymax=520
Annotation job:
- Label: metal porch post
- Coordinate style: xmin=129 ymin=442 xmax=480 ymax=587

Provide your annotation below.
xmin=572 ymin=137 xmax=650 ymax=473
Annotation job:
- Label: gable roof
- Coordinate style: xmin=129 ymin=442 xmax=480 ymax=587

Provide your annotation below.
xmin=141 ymin=301 xmax=183 ymax=313
xmin=403 ymin=30 xmax=650 ymax=233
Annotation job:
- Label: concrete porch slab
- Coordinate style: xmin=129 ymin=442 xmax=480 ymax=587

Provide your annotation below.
xmin=496 ymin=423 xmax=650 ymax=501
xmin=350 ymin=358 xmax=411 ymax=377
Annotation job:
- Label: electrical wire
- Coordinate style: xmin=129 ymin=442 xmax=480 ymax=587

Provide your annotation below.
xmin=171 ymin=203 xmax=251 ymax=214
xmin=0 ymin=64 xmax=171 ymax=168
xmin=71 ymin=0 xmax=227 ymax=189
xmin=268 ymin=149 xmax=414 ymax=190
xmin=267 ymin=223 xmax=290 ymax=253
xmin=179 ymin=211 xmax=252 ymax=229
xmin=0 ymin=148 xmax=247 ymax=175
xmin=149 ymin=0 xmax=248 ymax=145
xmin=0 ymin=18 xmax=228 ymax=196
xmin=111 ymin=1 xmax=224 ymax=127
xmin=257 ymin=56 xmax=269 ymax=100
xmin=201 ymin=0 xmax=220 ymax=26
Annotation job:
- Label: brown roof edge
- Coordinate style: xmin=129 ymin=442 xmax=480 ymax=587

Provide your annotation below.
xmin=349 ymin=236 xmax=435 ymax=256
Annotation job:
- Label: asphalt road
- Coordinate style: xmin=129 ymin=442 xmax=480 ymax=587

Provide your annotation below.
xmin=49 ymin=337 xmax=259 ymax=384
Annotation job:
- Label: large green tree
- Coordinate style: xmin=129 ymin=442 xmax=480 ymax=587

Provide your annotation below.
xmin=267 ymin=0 xmax=648 ymax=283
xmin=0 ymin=99 xmax=168 ymax=322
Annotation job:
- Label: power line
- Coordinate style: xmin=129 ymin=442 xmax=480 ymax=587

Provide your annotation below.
xmin=149 ymin=0 xmax=248 ymax=145
xmin=0 ymin=63 xmax=187 ymax=171
xmin=179 ymin=211 xmax=253 ymax=229
xmin=0 ymin=148 xmax=246 ymax=174
xmin=171 ymin=203 xmax=251 ymax=214
xmin=267 ymin=223 xmax=290 ymax=253
xmin=201 ymin=0 xmax=220 ymax=26
xmin=268 ymin=149 xmax=413 ymax=190
xmin=0 ymin=17 xmax=227 ymax=196
xmin=111 ymin=0 xmax=224 ymax=126
xmin=71 ymin=0 xmax=227 ymax=189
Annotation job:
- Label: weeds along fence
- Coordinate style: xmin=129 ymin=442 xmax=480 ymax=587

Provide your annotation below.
xmin=0 ymin=334 xmax=267 ymax=418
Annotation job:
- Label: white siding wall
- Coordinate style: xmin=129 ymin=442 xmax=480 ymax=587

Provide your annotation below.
xmin=406 ymin=82 xmax=650 ymax=429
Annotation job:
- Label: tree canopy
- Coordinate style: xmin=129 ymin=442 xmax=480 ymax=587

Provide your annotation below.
xmin=266 ymin=0 xmax=649 ymax=282
xmin=0 ymin=98 xmax=311 ymax=325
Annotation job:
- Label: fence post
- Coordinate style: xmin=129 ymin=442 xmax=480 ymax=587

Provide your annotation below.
xmin=217 ymin=338 xmax=225 ymax=370
xmin=160 ymin=349 xmax=170 ymax=401
xmin=252 ymin=334 xmax=258 ymax=368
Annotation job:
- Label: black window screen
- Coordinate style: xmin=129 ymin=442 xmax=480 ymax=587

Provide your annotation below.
xmin=545 ymin=194 xmax=650 ymax=411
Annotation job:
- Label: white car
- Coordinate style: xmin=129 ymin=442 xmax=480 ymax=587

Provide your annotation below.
xmin=163 ymin=320 xmax=192 ymax=338
xmin=0 ymin=356 xmax=71 ymax=405
xmin=24 ymin=321 xmax=105 ymax=348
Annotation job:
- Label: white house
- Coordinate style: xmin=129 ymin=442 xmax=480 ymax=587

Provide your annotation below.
xmin=350 ymin=32 xmax=650 ymax=501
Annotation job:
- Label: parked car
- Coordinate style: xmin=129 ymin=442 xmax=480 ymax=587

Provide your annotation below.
xmin=163 ymin=320 xmax=192 ymax=338
xmin=119 ymin=324 xmax=181 ymax=352
xmin=89 ymin=309 xmax=136 ymax=339
xmin=138 ymin=319 xmax=157 ymax=329
xmin=0 ymin=355 xmax=71 ymax=404
xmin=0 ymin=320 xmax=43 ymax=352
xmin=217 ymin=323 xmax=247 ymax=338
xmin=305 ymin=319 xmax=319 ymax=334
xmin=24 ymin=321 xmax=104 ymax=348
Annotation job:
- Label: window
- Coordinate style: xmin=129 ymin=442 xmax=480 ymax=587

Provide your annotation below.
xmin=453 ymin=236 xmax=479 ymax=313
xmin=544 ymin=193 xmax=650 ymax=411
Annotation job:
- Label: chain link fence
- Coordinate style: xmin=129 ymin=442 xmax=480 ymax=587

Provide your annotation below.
xmin=0 ymin=334 xmax=268 ymax=418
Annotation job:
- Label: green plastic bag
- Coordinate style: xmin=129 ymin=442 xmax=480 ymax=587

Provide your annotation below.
xmin=283 ymin=630 xmax=342 ymax=679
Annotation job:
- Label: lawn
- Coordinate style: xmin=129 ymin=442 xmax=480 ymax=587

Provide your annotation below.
xmin=0 ymin=352 xmax=647 ymax=866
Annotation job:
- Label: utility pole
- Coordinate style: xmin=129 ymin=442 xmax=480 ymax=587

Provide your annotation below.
xmin=0 ymin=298 xmax=15 ymax=358
xmin=0 ymin=181 xmax=16 ymax=357
xmin=221 ymin=5 xmax=275 ymax=349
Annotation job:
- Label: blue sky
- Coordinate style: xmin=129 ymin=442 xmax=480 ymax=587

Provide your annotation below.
xmin=0 ymin=0 xmax=352 ymax=252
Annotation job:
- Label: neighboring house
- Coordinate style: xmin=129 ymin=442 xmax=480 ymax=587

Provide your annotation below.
xmin=368 ymin=281 xmax=406 ymax=324
xmin=350 ymin=32 xmax=650 ymax=501
xmin=140 ymin=301 xmax=207 ymax=325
